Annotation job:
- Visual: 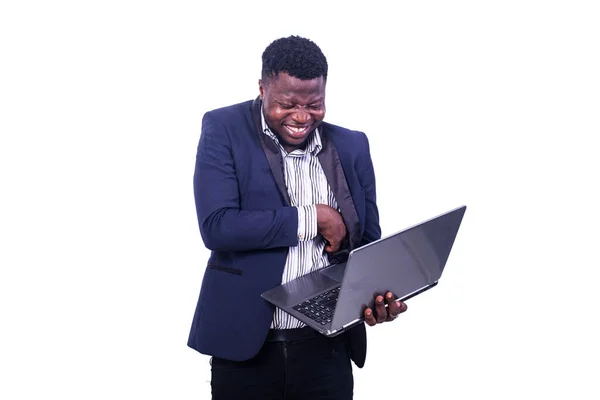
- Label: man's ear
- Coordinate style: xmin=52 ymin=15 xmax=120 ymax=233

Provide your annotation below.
xmin=258 ymin=79 xmax=264 ymax=99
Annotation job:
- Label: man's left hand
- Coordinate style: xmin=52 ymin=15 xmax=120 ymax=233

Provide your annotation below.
xmin=364 ymin=291 xmax=407 ymax=326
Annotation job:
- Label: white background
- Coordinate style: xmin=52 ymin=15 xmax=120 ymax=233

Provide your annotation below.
xmin=1 ymin=1 xmax=599 ymax=399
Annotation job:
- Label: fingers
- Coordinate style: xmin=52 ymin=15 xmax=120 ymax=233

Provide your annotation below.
xmin=385 ymin=292 xmax=400 ymax=320
xmin=386 ymin=292 xmax=407 ymax=315
xmin=364 ymin=307 xmax=377 ymax=326
xmin=316 ymin=205 xmax=347 ymax=253
xmin=385 ymin=292 xmax=407 ymax=321
xmin=322 ymin=229 xmax=345 ymax=252
xmin=324 ymin=240 xmax=340 ymax=253
xmin=374 ymin=295 xmax=387 ymax=323
xmin=364 ymin=292 xmax=408 ymax=326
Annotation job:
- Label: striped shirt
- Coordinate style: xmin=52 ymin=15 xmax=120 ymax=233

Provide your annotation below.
xmin=261 ymin=110 xmax=338 ymax=329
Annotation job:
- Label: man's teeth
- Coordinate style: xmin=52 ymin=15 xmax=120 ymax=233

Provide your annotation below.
xmin=287 ymin=126 xmax=306 ymax=133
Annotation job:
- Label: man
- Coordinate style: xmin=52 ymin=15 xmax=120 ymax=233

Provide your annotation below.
xmin=188 ymin=36 xmax=407 ymax=399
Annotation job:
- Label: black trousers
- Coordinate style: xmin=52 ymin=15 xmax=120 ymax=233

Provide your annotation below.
xmin=210 ymin=331 xmax=354 ymax=400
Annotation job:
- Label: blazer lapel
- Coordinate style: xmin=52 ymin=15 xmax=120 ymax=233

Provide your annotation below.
xmin=252 ymin=97 xmax=291 ymax=205
xmin=318 ymin=128 xmax=362 ymax=251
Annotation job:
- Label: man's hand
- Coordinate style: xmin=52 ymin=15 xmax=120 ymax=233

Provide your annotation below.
xmin=315 ymin=204 xmax=347 ymax=253
xmin=364 ymin=291 xmax=407 ymax=326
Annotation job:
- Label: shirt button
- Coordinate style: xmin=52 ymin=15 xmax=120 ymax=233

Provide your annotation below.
xmin=299 ymin=234 xmax=304 ymax=240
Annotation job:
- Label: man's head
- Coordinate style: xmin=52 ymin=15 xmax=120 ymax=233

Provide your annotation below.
xmin=259 ymin=36 xmax=328 ymax=152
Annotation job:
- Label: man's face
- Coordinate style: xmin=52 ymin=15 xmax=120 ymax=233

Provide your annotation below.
xmin=259 ymin=72 xmax=326 ymax=152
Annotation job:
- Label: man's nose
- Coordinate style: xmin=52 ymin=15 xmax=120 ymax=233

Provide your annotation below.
xmin=292 ymin=108 xmax=310 ymax=123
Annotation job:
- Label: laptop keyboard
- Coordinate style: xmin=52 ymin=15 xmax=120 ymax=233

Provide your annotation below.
xmin=292 ymin=287 xmax=341 ymax=325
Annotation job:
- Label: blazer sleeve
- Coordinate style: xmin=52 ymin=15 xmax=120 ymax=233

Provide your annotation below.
xmin=194 ymin=112 xmax=300 ymax=251
xmin=357 ymin=132 xmax=382 ymax=246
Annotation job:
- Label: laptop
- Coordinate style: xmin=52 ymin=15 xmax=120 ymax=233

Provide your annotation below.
xmin=261 ymin=205 xmax=466 ymax=337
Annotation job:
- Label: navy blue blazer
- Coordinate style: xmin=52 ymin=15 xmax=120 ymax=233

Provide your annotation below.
xmin=188 ymin=97 xmax=381 ymax=367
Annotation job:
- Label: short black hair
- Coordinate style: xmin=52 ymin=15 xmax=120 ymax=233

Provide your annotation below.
xmin=261 ymin=36 xmax=328 ymax=83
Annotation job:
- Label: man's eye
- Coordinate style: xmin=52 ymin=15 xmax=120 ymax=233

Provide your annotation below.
xmin=279 ymin=104 xmax=294 ymax=109
xmin=310 ymin=104 xmax=323 ymax=110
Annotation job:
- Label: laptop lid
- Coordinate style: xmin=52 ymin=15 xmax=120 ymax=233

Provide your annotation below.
xmin=330 ymin=205 xmax=466 ymax=331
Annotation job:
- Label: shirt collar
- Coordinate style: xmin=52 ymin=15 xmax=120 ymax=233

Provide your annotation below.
xmin=261 ymin=105 xmax=322 ymax=156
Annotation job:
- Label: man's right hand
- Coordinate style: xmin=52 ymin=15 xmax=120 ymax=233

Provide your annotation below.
xmin=315 ymin=204 xmax=347 ymax=253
